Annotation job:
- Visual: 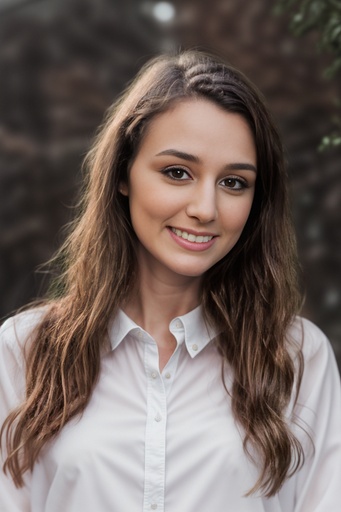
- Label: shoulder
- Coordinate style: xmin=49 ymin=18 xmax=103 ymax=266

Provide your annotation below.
xmin=0 ymin=307 xmax=48 ymax=363
xmin=0 ymin=307 xmax=48 ymax=406
xmin=288 ymin=316 xmax=332 ymax=363
xmin=288 ymin=317 xmax=340 ymax=397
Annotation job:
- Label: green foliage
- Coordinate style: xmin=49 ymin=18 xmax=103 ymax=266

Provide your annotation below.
xmin=275 ymin=0 xmax=341 ymax=76
xmin=275 ymin=0 xmax=341 ymax=149
xmin=319 ymin=134 xmax=341 ymax=150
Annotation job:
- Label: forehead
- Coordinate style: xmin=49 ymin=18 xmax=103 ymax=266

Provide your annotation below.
xmin=134 ymin=98 xmax=257 ymax=166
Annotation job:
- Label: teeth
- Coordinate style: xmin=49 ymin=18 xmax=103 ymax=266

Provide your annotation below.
xmin=171 ymin=228 xmax=213 ymax=243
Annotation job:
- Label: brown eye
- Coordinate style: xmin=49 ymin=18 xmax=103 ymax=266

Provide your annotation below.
xmin=221 ymin=177 xmax=246 ymax=190
xmin=163 ymin=167 xmax=191 ymax=180
xmin=170 ymin=169 xmax=186 ymax=179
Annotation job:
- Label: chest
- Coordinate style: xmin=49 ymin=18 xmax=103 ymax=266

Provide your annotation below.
xmin=36 ymin=341 xmax=259 ymax=511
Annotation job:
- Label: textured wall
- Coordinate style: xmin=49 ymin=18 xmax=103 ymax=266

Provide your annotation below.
xmin=0 ymin=0 xmax=340 ymax=367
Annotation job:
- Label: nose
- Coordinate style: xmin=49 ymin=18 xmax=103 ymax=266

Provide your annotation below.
xmin=186 ymin=182 xmax=218 ymax=223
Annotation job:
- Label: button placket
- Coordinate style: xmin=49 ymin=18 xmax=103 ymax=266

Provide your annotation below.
xmin=161 ymin=330 xmax=183 ymax=395
xmin=143 ymin=338 xmax=167 ymax=512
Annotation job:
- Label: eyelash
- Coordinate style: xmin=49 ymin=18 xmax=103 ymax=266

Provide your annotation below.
xmin=162 ymin=166 xmax=190 ymax=181
xmin=220 ymin=177 xmax=248 ymax=190
xmin=161 ymin=166 xmax=248 ymax=190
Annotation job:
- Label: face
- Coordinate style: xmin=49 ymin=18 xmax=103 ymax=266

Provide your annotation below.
xmin=120 ymin=98 xmax=257 ymax=282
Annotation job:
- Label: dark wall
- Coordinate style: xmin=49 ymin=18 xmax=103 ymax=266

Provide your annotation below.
xmin=0 ymin=0 xmax=340 ymax=367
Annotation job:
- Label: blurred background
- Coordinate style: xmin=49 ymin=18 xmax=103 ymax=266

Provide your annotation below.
xmin=0 ymin=0 xmax=340 ymax=369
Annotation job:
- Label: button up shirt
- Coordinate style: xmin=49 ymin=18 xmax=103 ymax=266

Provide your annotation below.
xmin=0 ymin=307 xmax=341 ymax=511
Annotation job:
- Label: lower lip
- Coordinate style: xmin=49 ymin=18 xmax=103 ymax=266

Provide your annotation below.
xmin=167 ymin=228 xmax=217 ymax=252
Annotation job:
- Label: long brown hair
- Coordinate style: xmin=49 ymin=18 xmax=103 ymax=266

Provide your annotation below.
xmin=1 ymin=50 xmax=304 ymax=496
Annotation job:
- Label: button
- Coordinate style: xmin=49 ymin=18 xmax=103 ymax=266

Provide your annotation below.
xmin=151 ymin=372 xmax=157 ymax=379
xmin=165 ymin=372 xmax=171 ymax=379
xmin=138 ymin=331 xmax=143 ymax=338
xmin=151 ymin=505 xmax=157 ymax=510
xmin=192 ymin=344 xmax=198 ymax=351
xmin=154 ymin=413 xmax=162 ymax=422
xmin=175 ymin=321 xmax=182 ymax=329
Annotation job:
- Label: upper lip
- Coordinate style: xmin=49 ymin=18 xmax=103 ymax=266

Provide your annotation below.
xmin=168 ymin=226 xmax=218 ymax=237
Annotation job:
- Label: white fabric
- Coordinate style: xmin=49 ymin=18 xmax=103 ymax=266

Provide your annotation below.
xmin=0 ymin=307 xmax=340 ymax=512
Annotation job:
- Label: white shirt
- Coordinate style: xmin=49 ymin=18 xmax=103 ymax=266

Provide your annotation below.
xmin=0 ymin=307 xmax=340 ymax=512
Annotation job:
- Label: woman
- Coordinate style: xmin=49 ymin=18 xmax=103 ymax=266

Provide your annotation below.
xmin=0 ymin=50 xmax=340 ymax=511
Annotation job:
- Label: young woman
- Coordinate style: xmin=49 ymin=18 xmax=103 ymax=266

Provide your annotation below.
xmin=1 ymin=50 xmax=340 ymax=512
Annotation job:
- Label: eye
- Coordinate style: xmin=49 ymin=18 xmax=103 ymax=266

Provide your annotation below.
xmin=162 ymin=166 xmax=191 ymax=180
xmin=220 ymin=176 xmax=247 ymax=190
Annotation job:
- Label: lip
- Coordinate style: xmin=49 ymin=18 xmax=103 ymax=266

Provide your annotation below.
xmin=167 ymin=227 xmax=217 ymax=252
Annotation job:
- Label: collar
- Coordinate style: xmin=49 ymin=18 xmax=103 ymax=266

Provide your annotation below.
xmin=107 ymin=306 xmax=220 ymax=358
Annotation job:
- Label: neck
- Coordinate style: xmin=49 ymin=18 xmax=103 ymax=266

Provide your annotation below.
xmin=124 ymin=260 xmax=202 ymax=335
xmin=125 ymin=276 xmax=201 ymax=332
xmin=123 ymin=252 xmax=202 ymax=371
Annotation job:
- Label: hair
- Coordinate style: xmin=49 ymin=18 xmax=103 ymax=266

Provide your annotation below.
xmin=1 ymin=50 xmax=304 ymax=496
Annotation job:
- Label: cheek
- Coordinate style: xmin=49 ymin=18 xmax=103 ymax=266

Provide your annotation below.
xmin=221 ymin=198 xmax=254 ymax=232
xmin=129 ymin=193 xmax=165 ymax=228
xmin=130 ymin=188 xmax=181 ymax=223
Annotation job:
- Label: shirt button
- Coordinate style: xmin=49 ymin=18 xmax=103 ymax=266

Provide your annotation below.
xmin=151 ymin=372 xmax=157 ymax=379
xmin=175 ymin=321 xmax=182 ymax=328
xmin=151 ymin=505 xmax=157 ymax=510
xmin=154 ymin=412 xmax=162 ymax=422
xmin=192 ymin=344 xmax=198 ymax=351
xmin=165 ymin=372 xmax=171 ymax=379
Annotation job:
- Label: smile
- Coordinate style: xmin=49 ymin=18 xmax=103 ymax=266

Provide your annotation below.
xmin=171 ymin=228 xmax=214 ymax=243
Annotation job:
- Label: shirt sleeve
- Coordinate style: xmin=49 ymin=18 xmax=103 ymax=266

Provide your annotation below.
xmin=292 ymin=319 xmax=341 ymax=512
xmin=0 ymin=314 xmax=34 ymax=512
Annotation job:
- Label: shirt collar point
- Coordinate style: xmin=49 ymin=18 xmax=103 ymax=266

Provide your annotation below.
xmin=108 ymin=310 xmax=141 ymax=351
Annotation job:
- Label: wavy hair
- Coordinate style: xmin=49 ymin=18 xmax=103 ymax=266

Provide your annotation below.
xmin=1 ymin=50 xmax=303 ymax=496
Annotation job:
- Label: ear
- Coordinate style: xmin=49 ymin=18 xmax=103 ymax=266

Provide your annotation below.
xmin=118 ymin=181 xmax=129 ymax=196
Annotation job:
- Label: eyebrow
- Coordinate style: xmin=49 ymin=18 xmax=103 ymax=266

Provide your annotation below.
xmin=155 ymin=149 xmax=257 ymax=173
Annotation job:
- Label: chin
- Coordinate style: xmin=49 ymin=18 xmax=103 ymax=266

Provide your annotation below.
xmin=168 ymin=264 xmax=211 ymax=278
